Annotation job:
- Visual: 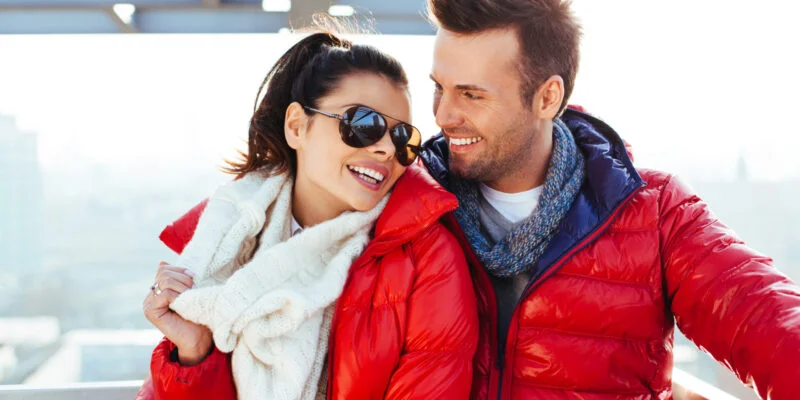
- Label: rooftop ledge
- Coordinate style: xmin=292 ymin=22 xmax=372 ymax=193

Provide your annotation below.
xmin=0 ymin=368 xmax=740 ymax=400
xmin=0 ymin=380 xmax=142 ymax=400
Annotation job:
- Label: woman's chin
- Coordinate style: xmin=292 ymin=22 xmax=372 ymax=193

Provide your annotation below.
xmin=347 ymin=196 xmax=383 ymax=212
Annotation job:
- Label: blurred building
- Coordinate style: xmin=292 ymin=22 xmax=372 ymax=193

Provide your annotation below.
xmin=0 ymin=115 xmax=43 ymax=281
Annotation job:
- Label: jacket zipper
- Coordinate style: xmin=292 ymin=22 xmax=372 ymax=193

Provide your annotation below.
xmin=495 ymin=182 xmax=645 ymax=400
xmin=325 ymin=264 xmax=355 ymax=400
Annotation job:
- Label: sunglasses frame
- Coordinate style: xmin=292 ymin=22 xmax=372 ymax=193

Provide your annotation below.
xmin=302 ymin=105 xmax=422 ymax=166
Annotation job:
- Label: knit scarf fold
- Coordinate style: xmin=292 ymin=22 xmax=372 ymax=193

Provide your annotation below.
xmin=449 ymin=119 xmax=585 ymax=278
xmin=169 ymin=170 xmax=388 ymax=400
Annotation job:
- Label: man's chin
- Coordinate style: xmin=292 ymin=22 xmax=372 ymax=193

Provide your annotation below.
xmin=449 ymin=158 xmax=480 ymax=181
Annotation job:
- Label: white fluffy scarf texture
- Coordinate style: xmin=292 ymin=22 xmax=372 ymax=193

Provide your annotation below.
xmin=169 ymin=170 xmax=388 ymax=400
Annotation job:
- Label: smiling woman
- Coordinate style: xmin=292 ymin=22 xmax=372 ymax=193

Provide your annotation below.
xmin=137 ymin=28 xmax=479 ymax=400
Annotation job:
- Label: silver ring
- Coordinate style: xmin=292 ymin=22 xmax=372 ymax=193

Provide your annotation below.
xmin=151 ymin=282 xmax=163 ymax=296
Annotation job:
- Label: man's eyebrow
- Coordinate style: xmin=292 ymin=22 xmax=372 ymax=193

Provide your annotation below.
xmin=454 ymin=84 xmax=488 ymax=92
xmin=429 ymin=74 xmax=488 ymax=92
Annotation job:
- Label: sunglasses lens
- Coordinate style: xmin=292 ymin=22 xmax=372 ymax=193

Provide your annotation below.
xmin=391 ymin=124 xmax=422 ymax=166
xmin=342 ymin=106 xmax=387 ymax=148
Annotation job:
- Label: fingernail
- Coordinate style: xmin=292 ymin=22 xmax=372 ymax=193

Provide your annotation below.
xmin=185 ymin=269 xmax=196 ymax=277
xmin=159 ymin=261 xmax=168 ymax=266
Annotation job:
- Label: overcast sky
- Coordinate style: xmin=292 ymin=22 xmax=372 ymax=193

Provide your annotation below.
xmin=0 ymin=0 xmax=798 ymax=182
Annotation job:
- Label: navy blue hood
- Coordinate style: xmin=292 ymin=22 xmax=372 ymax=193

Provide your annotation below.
xmin=419 ymin=108 xmax=646 ymax=280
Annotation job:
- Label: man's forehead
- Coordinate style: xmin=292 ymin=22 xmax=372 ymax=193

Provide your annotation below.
xmin=431 ymin=28 xmax=520 ymax=87
xmin=435 ymin=28 xmax=520 ymax=55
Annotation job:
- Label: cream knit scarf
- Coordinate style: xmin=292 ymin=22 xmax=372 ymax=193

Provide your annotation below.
xmin=169 ymin=170 xmax=388 ymax=400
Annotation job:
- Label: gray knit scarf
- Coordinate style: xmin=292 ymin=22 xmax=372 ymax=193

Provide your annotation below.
xmin=449 ymin=119 xmax=585 ymax=278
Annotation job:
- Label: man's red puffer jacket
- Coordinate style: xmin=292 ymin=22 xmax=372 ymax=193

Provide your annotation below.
xmin=421 ymin=108 xmax=800 ymax=399
xmin=135 ymin=163 xmax=479 ymax=400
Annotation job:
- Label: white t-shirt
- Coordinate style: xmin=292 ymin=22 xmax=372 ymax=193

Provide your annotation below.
xmin=478 ymin=183 xmax=543 ymax=224
xmin=290 ymin=215 xmax=303 ymax=237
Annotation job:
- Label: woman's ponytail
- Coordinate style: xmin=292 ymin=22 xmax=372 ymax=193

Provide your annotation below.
xmin=226 ymin=32 xmax=352 ymax=177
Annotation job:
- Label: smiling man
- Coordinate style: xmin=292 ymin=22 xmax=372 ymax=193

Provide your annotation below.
xmin=418 ymin=0 xmax=800 ymax=399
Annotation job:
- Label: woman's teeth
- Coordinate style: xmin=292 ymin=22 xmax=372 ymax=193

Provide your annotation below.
xmin=450 ymin=137 xmax=483 ymax=146
xmin=348 ymin=166 xmax=385 ymax=183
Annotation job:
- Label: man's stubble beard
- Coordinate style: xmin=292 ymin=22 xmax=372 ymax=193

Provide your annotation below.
xmin=449 ymin=123 xmax=537 ymax=184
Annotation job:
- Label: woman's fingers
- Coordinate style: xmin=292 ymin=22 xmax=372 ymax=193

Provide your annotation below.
xmin=154 ymin=288 xmax=181 ymax=308
xmin=145 ymin=263 xmax=194 ymax=314
xmin=142 ymin=287 xmax=213 ymax=362
xmin=145 ymin=288 xmax=180 ymax=311
xmin=143 ymin=293 xmax=191 ymax=344
xmin=143 ymin=288 xmax=181 ymax=324
xmin=143 ymin=262 xmax=206 ymax=345
xmin=155 ymin=272 xmax=194 ymax=293
xmin=156 ymin=262 xmax=196 ymax=284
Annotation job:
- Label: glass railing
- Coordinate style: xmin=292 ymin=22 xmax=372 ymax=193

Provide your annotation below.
xmin=0 ymin=367 xmax=740 ymax=400
xmin=0 ymin=325 xmax=744 ymax=399
xmin=0 ymin=380 xmax=142 ymax=400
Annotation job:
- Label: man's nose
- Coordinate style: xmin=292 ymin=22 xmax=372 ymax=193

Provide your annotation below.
xmin=434 ymin=94 xmax=463 ymax=130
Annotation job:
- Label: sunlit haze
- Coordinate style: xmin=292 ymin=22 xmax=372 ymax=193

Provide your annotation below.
xmin=1 ymin=0 xmax=798 ymax=183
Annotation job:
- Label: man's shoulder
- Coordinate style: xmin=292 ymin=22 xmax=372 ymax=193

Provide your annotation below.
xmin=637 ymin=168 xmax=672 ymax=188
xmin=630 ymin=168 xmax=703 ymax=214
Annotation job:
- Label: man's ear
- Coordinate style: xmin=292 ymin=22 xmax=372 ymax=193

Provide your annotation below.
xmin=284 ymin=101 xmax=307 ymax=150
xmin=532 ymin=75 xmax=564 ymax=120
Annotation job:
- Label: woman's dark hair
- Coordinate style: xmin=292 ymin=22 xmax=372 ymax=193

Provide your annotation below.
xmin=224 ymin=29 xmax=409 ymax=178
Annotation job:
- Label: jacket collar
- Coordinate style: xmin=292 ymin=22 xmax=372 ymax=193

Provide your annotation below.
xmin=535 ymin=109 xmax=645 ymax=274
xmin=419 ymin=108 xmax=645 ymax=275
xmin=365 ymin=163 xmax=459 ymax=255
xmin=560 ymin=108 xmax=644 ymax=214
xmin=160 ymin=163 xmax=457 ymax=257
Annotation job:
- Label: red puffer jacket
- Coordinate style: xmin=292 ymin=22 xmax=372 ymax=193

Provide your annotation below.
xmin=136 ymin=164 xmax=479 ymax=400
xmin=421 ymin=108 xmax=800 ymax=399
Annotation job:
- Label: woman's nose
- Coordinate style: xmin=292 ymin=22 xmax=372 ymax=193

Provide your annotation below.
xmin=367 ymin=129 xmax=395 ymax=160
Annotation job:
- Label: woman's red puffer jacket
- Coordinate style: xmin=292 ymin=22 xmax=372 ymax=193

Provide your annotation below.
xmin=136 ymin=163 xmax=479 ymax=399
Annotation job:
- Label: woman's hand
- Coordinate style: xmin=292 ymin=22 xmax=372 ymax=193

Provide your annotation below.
xmin=143 ymin=262 xmax=213 ymax=366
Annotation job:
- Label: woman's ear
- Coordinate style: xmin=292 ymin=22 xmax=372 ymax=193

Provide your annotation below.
xmin=284 ymin=102 xmax=307 ymax=150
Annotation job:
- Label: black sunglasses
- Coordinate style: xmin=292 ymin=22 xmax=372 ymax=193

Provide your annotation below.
xmin=303 ymin=105 xmax=422 ymax=167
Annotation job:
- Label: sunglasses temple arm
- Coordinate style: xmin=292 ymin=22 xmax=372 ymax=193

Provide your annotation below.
xmin=305 ymin=106 xmax=343 ymax=120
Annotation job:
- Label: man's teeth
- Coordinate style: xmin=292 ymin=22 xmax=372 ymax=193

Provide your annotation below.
xmin=450 ymin=137 xmax=483 ymax=146
xmin=348 ymin=166 xmax=385 ymax=183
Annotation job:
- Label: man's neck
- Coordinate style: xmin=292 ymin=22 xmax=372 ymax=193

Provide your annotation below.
xmin=484 ymin=137 xmax=552 ymax=194
xmin=484 ymin=168 xmax=546 ymax=193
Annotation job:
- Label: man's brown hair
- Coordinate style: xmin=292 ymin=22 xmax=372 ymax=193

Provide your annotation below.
xmin=428 ymin=0 xmax=581 ymax=114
